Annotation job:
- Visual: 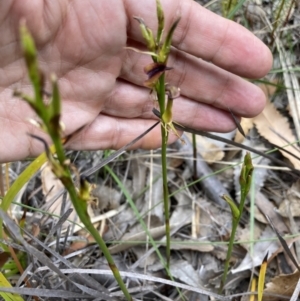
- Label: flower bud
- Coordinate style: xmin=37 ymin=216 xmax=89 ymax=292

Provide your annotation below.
xmin=134 ymin=17 xmax=156 ymax=51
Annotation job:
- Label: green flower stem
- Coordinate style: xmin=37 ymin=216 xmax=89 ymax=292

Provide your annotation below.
xmin=40 ymin=95 xmax=132 ymax=301
xmin=219 ymin=213 xmax=239 ymax=292
xmin=157 ymin=74 xmax=171 ymax=269
xmin=219 ymin=153 xmax=253 ymax=292
xmin=30 ymin=95 xmax=133 ymax=301
xmin=157 ymin=73 xmax=166 ymax=113
xmin=134 ymin=0 xmax=180 ymax=276
xmin=161 ymin=124 xmax=171 ymax=268
xmin=15 ymin=23 xmax=133 ymax=301
xmin=192 ymin=133 xmax=197 ymax=179
xmin=61 ymin=176 xmax=132 ymax=301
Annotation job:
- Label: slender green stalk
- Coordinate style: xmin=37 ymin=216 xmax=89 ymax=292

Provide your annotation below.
xmin=134 ymin=1 xmax=180 ymax=271
xmin=219 ymin=153 xmax=253 ymax=292
xmin=219 ymin=210 xmax=239 ymax=292
xmin=157 ymin=74 xmax=166 ymax=115
xmin=63 ymin=179 xmax=132 ymax=301
xmin=271 ymin=0 xmax=295 ymax=45
xmin=157 ymin=74 xmax=171 ymax=268
xmin=192 ymin=133 xmax=197 ymax=179
xmin=249 ymin=172 xmax=256 ymax=257
xmin=16 ymin=23 xmax=132 ymax=301
xmin=222 ymin=0 xmax=236 ymax=17
xmin=161 ymin=128 xmax=171 ymax=268
xmin=226 ymin=0 xmax=248 ymax=20
xmin=226 ymin=0 xmax=233 ymax=17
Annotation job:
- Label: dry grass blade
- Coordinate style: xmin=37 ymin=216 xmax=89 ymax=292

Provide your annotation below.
xmin=0 ymin=287 xmax=97 ymax=299
xmin=0 ymin=209 xmax=114 ymax=300
xmin=82 ymin=121 xmax=159 ymax=177
xmin=259 ymin=8 xmax=300 ymax=139
xmin=253 ymin=100 xmax=300 ymax=169
xmin=39 ymin=268 xmax=232 ymax=300
xmin=265 ymin=214 xmax=300 ymax=273
xmin=44 ymin=207 xmax=73 ymax=244
xmin=109 ymin=223 xmax=176 ymax=254
xmin=250 ymin=277 xmax=257 ymax=301
xmin=178 ymin=134 xmax=229 ymax=207
xmin=227 ymin=107 xmax=246 ymax=137
xmin=258 ymin=252 xmax=268 ymax=301
xmin=0 ymin=210 xmax=70 ymax=282
xmin=290 ymin=275 xmax=300 ymax=301
xmin=153 ymin=108 xmax=300 ymax=177
xmin=22 ymin=229 xmax=113 ymax=299
xmin=0 ymin=239 xmax=25 ymax=252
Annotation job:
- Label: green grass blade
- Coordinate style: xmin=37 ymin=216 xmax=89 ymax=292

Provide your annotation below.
xmin=0 ymin=272 xmax=25 ymax=301
xmin=0 ymin=146 xmax=56 ymax=245
xmin=105 ymin=165 xmax=187 ymax=300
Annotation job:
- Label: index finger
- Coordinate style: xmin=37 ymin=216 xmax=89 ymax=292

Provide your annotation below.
xmin=125 ymin=0 xmax=272 ymax=78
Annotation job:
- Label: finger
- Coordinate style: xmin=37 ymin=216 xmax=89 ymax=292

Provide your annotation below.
xmin=121 ymin=43 xmax=266 ymax=117
xmin=125 ymin=0 xmax=272 ymax=78
xmin=0 ymin=114 xmax=157 ymax=161
xmin=0 ymin=116 xmax=52 ymax=163
xmin=0 ymin=86 xmax=103 ymax=162
xmin=103 ymin=80 xmax=238 ymax=132
xmin=65 ymin=114 xmax=178 ymax=150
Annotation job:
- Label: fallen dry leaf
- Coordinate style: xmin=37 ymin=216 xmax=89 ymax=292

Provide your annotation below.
xmin=264 ymin=270 xmax=300 ymax=301
xmin=231 ymin=226 xmax=280 ymax=274
xmin=234 ymin=117 xmax=255 ymax=143
xmin=278 ymin=179 xmax=300 ymax=217
xmin=90 ymin=184 xmax=121 ymax=211
xmin=186 ymin=133 xmax=224 ymax=163
xmin=63 ymin=234 xmax=95 ymax=255
xmin=236 ymin=222 xmax=263 ymax=251
xmin=170 ymin=259 xmax=204 ymax=287
xmin=170 ymin=238 xmax=213 ymax=252
xmin=255 ymin=191 xmax=288 ymax=233
xmin=41 ymin=163 xmax=76 ymax=227
xmin=253 ymin=100 xmax=300 ymax=169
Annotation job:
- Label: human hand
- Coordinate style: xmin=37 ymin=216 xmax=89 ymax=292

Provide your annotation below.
xmin=0 ymin=0 xmax=272 ymax=162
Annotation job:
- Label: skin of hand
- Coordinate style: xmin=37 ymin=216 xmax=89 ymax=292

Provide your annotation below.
xmin=0 ymin=0 xmax=272 ymax=163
